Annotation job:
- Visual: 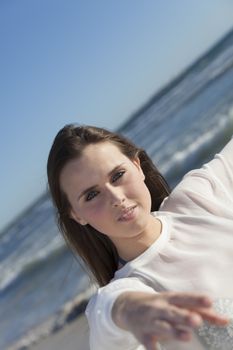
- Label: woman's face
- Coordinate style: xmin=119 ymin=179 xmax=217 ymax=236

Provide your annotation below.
xmin=59 ymin=142 xmax=153 ymax=244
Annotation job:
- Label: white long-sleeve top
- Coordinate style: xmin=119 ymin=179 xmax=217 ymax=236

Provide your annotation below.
xmin=85 ymin=136 xmax=233 ymax=350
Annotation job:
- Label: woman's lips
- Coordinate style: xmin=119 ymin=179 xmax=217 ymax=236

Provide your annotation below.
xmin=118 ymin=206 xmax=137 ymax=221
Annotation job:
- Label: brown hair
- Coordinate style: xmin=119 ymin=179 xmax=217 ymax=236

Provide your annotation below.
xmin=47 ymin=124 xmax=170 ymax=287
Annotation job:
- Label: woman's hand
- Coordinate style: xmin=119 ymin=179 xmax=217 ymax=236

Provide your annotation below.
xmin=112 ymin=291 xmax=229 ymax=350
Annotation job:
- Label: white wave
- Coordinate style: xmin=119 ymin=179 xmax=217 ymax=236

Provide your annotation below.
xmin=160 ymin=112 xmax=232 ymax=175
xmin=0 ymin=235 xmax=65 ymax=292
xmin=6 ymin=284 xmax=97 ymax=350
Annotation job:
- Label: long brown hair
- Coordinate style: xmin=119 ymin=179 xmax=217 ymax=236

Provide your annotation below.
xmin=47 ymin=124 xmax=170 ymax=287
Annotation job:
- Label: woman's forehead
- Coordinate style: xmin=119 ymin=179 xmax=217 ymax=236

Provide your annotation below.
xmin=79 ymin=142 xmax=130 ymax=172
xmin=60 ymin=142 xmax=128 ymax=183
xmin=82 ymin=142 xmax=124 ymax=160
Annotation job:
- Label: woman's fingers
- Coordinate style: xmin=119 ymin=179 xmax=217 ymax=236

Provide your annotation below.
xmin=165 ymin=292 xmax=212 ymax=308
xmin=175 ymin=328 xmax=193 ymax=341
xmin=148 ymin=320 xmax=183 ymax=338
xmin=142 ymin=323 xmax=193 ymax=350
xmin=157 ymin=304 xmax=203 ymax=327
xmin=142 ymin=319 xmax=193 ymax=345
xmin=143 ymin=337 xmax=160 ymax=350
xmin=164 ymin=292 xmax=229 ymax=326
xmin=193 ymin=307 xmax=229 ymax=325
xmin=143 ymin=336 xmax=160 ymax=350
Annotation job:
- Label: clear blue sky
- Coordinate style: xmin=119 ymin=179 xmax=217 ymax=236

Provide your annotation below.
xmin=0 ymin=0 xmax=233 ymax=232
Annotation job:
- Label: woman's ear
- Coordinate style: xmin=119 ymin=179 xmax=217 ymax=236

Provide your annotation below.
xmin=70 ymin=210 xmax=87 ymax=226
xmin=132 ymin=157 xmax=145 ymax=180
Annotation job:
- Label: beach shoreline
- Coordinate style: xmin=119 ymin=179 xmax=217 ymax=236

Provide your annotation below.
xmin=7 ymin=312 xmax=90 ymax=350
xmin=7 ymin=288 xmax=95 ymax=350
xmin=28 ymin=313 xmax=90 ymax=350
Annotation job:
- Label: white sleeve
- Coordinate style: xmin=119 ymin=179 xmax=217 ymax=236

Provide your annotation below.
xmin=85 ymin=277 xmax=156 ymax=350
xmin=203 ymin=135 xmax=233 ymax=199
xmin=160 ymin=136 xmax=233 ymax=216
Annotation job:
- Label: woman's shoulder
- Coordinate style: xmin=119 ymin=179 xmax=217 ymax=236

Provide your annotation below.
xmin=159 ymin=137 xmax=233 ymax=214
xmin=159 ymin=166 xmax=219 ymax=215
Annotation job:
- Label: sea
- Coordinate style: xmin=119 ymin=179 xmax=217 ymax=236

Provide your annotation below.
xmin=1 ymin=28 xmax=233 ymax=350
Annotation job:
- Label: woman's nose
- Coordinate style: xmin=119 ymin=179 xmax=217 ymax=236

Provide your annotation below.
xmin=112 ymin=196 xmax=125 ymax=207
xmin=107 ymin=186 xmax=125 ymax=207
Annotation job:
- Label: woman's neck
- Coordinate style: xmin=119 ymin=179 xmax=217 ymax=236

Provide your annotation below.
xmin=116 ymin=215 xmax=162 ymax=263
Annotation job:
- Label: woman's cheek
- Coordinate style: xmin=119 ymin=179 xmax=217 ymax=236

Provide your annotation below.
xmin=126 ymin=178 xmax=144 ymax=197
xmin=87 ymin=204 xmax=107 ymax=231
xmin=87 ymin=201 xmax=104 ymax=218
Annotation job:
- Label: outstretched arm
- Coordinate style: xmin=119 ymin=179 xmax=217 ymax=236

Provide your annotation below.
xmin=112 ymin=290 xmax=229 ymax=350
xmin=86 ymin=278 xmax=229 ymax=350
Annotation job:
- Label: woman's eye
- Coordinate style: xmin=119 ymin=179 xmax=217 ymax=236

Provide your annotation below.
xmin=112 ymin=171 xmax=125 ymax=183
xmin=86 ymin=191 xmax=98 ymax=201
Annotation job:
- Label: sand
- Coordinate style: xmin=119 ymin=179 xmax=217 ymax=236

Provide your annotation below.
xmin=28 ymin=314 xmax=207 ymax=350
xmin=29 ymin=314 xmax=90 ymax=350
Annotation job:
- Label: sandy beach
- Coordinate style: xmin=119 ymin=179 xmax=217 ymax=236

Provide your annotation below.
xmin=29 ymin=313 xmax=90 ymax=350
xmin=28 ymin=314 xmax=208 ymax=350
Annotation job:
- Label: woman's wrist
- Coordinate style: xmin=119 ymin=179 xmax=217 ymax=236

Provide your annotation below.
xmin=111 ymin=291 xmax=135 ymax=330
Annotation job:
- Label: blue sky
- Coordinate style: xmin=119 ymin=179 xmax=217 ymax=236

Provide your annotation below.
xmin=0 ymin=0 xmax=233 ymax=232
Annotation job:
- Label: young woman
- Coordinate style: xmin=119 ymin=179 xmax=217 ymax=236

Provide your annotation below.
xmin=47 ymin=124 xmax=232 ymax=350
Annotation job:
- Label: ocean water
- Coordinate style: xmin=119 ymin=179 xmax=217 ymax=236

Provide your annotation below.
xmin=1 ymin=29 xmax=233 ymax=349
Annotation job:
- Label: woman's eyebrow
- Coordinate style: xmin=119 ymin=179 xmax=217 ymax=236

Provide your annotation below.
xmin=108 ymin=163 xmax=125 ymax=177
xmin=78 ymin=163 xmax=125 ymax=200
xmin=78 ymin=185 xmax=97 ymax=200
